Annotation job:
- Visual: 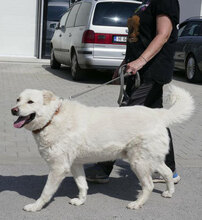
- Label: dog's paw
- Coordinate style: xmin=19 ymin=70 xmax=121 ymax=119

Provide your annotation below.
xmin=23 ymin=203 xmax=42 ymax=212
xmin=69 ymin=198 xmax=84 ymax=206
xmin=162 ymin=190 xmax=172 ymax=198
xmin=127 ymin=201 xmax=142 ymax=210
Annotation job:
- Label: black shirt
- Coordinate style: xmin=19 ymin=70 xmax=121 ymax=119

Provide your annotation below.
xmin=125 ymin=0 xmax=180 ymax=84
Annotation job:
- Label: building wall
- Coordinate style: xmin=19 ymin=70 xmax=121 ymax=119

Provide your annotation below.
xmin=0 ymin=0 xmax=202 ymax=58
xmin=179 ymin=0 xmax=202 ymax=22
xmin=0 ymin=0 xmax=38 ymax=57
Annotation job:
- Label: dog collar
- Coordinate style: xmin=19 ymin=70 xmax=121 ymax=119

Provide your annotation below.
xmin=32 ymin=104 xmax=61 ymax=134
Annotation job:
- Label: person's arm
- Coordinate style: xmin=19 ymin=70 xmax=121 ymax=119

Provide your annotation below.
xmin=126 ymin=15 xmax=173 ymax=74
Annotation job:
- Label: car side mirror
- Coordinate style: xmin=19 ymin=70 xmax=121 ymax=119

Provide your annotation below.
xmin=55 ymin=23 xmax=60 ymax=30
xmin=60 ymin=25 xmax=66 ymax=32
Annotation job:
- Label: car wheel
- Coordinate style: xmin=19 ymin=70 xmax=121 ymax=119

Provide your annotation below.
xmin=50 ymin=48 xmax=61 ymax=69
xmin=71 ymin=52 xmax=83 ymax=81
xmin=186 ymin=55 xmax=202 ymax=83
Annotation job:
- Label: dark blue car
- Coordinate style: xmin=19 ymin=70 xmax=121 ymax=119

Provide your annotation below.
xmin=174 ymin=17 xmax=202 ymax=83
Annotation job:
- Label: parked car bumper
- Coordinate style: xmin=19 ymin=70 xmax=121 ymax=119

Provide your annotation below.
xmin=77 ymin=47 xmax=125 ymax=70
xmin=79 ymin=56 xmax=123 ymax=69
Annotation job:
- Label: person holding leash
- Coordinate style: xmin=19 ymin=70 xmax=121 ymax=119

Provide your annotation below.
xmin=86 ymin=0 xmax=181 ymax=184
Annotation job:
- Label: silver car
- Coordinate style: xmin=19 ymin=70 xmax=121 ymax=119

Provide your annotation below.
xmin=50 ymin=0 xmax=141 ymax=80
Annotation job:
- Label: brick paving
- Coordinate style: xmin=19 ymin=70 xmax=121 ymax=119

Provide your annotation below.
xmin=0 ymin=58 xmax=201 ymax=220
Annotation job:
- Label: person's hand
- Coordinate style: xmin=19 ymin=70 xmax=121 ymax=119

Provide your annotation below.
xmin=126 ymin=57 xmax=146 ymax=75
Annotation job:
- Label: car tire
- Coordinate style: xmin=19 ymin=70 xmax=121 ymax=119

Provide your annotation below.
xmin=71 ymin=51 xmax=83 ymax=81
xmin=185 ymin=55 xmax=202 ymax=83
xmin=50 ymin=48 xmax=61 ymax=69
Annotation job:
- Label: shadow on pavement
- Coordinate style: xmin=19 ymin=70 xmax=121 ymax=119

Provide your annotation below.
xmin=0 ymin=174 xmax=139 ymax=202
xmin=42 ymin=65 xmax=72 ymax=82
xmin=173 ymin=71 xmax=202 ymax=85
xmin=42 ymin=65 xmax=113 ymax=85
xmin=0 ymin=162 xmax=163 ymax=207
xmin=42 ymin=64 xmax=202 ymax=86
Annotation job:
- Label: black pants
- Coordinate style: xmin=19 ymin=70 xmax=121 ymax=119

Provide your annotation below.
xmin=99 ymin=80 xmax=176 ymax=175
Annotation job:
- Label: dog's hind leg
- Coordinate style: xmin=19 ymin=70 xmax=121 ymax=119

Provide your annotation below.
xmin=69 ymin=164 xmax=88 ymax=206
xmin=127 ymin=160 xmax=154 ymax=210
xmin=156 ymin=163 xmax=175 ymax=198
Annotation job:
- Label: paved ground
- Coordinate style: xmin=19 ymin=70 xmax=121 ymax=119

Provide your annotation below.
xmin=0 ymin=57 xmax=202 ymax=220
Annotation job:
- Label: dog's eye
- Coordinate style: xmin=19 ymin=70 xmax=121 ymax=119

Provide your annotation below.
xmin=17 ymin=98 xmax=20 ymax=102
xmin=28 ymin=100 xmax=34 ymax=104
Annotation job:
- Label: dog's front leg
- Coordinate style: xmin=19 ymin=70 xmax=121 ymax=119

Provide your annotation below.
xmin=69 ymin=164 xmax=88 ymax=206
xmin=24 ymin=167 xmax=67 ymax=212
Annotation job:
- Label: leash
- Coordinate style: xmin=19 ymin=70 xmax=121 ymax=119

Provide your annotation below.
xmin=69 ymin=64 xmax=140 ymax=105
xmin=117 ymin=64 xmax=140 ymax=105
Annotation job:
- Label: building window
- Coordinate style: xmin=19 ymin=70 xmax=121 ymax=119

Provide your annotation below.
xmin=42 ymin=0 xmax=69 ymax=58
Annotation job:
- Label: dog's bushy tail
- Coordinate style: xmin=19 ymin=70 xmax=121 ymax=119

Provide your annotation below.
xmin=161 ymin=84 xmax=194 ymax=127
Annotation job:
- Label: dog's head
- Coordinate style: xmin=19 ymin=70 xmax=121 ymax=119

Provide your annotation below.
xmin=11 ymin=89 xmax=60 ymax=131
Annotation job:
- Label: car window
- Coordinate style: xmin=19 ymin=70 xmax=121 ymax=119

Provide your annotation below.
xmin=66 ymin=4 xmax=81 ymax=28
xmin=47 ymin=5 xmax=68 ymax=22
xmin=59 ymin=12 xmax=69 ymax=28
xmin=93 ymin=2 xmax=140 ymax=27
xmin=75 ymin=2 xmax=92 ymax=26
xmin=181 ymin=22 xmax=201 ymax=37
xmin=178 ymin=23 xmax=187 ymax=37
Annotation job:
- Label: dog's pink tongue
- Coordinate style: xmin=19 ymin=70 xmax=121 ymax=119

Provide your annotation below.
xmin=14 ymin=120 xmax=26 ymax=128
xmin=13 ymin=117 xmax=28 ymax=128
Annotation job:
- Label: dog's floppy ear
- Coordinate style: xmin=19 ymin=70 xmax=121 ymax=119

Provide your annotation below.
xmin=43 ymin=90 xmax=56 ymax=105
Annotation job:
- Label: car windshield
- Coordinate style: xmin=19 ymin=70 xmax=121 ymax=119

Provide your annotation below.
xmin=93 ymin=2 xmax=140 ymax=27
xmin=47 ymin=6 xmax=68 ymax=21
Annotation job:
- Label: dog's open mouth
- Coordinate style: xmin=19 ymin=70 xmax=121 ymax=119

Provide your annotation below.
xmin=14 ymin=113 xmax=36 ymax=128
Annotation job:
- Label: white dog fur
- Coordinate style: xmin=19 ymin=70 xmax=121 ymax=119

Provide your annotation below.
xmin=11 ymin=84 xmax=194 ymax=212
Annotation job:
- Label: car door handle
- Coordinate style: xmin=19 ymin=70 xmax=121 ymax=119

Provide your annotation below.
xmin=69 ymin=33 xmax=72 ymax=37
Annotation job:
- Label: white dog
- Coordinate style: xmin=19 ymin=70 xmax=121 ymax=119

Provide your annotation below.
xmin=11 ymin=84 xmax=194 ymax=212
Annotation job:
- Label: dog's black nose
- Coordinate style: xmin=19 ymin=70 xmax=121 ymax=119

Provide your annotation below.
xmin=11 ymin=107 xmax=19 ymax=115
